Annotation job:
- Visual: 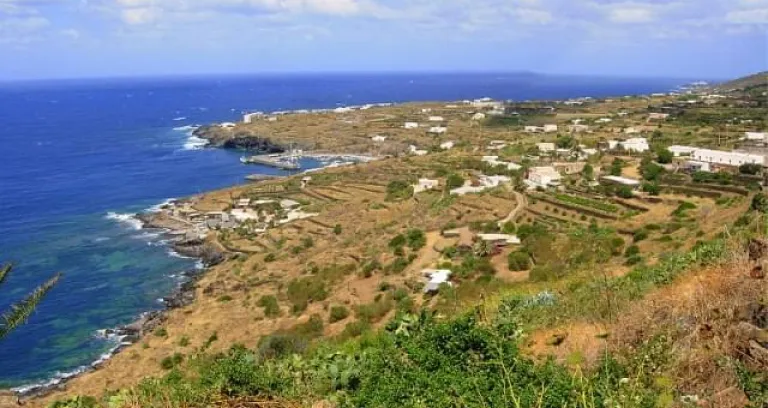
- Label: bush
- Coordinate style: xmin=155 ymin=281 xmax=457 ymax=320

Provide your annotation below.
xmin=610 ymin=158 xmax=624 ymax=176
xmin=154 ymin=327 xmax=168 ymax=337
xmin=160 ymin=352 xmax=184 ymax=370
xmin=445 ymin=173 xmax=465 ymax=190
xmin=624 ymin=245 xmax=640 ymax=257
xmin=406 ymin=229 xmax=426 ymax=250
xmin=388 ymin=257 xmax=410 ymax=274
xmin=739 ymin=163 xmax=762 ymax=175
xmin=178 ymin=336 xmax=190 ymax=347
xmin=672 ymin=201 xmax=697 ymax=217
xmin=258 ymin=295 xmax=281 ymax=318
xmin=333 ymin=224 xmax=343 ymax=235
xmin=340 ymin=320 xmax=370 ymax=339
xmin=752 ymin=193 xmax=768 ymax=213
xmin=329 ymin=305 xmax=350 ymax=323
xmin=257 ymin=334 xmax=308 ymax=359
xmin=264 ymin=253 xmax=277 ymax=263
xmin=656 ymin=148 xmax=673 ymax=164
xmin=633 ymin=229 xmax=649 ymax=243
xmin=386 ymin=180 xmax=414 ymax=201
xmin=356 ymin=298 xmax=394 ymax=323
xmin=388 ymin=234 xmax=406 ymax=250
xmin=642 ymin=182 xmax=660 ymax=196
xmin=625 ymin=255 xmax=643 ymax=266
xmin=609 ymin=237 xmax=625 ymax=256
xmin=616 ymin=186 xmax=634 ymax=199
xmin=286 ymin=277 xmax=328 ymax=313
xmin=507 ymin=251 xmax=531 ymax=271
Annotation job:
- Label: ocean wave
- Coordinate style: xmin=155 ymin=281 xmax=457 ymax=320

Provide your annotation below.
xmin=167 ymin=249 xmax=195 ymax=259
xmin=13 ymin=331 xmax=127 ymax=395
xmin=105 ymin=212 xmax=142 ymax=230
xmin=146 ymin=198 xmax=176 ymax=213
xmin=172 ymin=116 xmax=187 ymax=121
xmin=173 ymin=124 xmax=199 ymax=132
xmin=183 ymin=135 xmax=210 ymax=150
xmin=132 ymin=232 xmax=161 ymax=240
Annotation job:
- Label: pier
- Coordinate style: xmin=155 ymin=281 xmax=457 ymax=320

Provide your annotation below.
xmin=240 ymin=155 xmax=300 ymax=170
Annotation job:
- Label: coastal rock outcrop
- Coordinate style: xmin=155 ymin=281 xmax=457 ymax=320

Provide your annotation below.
xmin=172 ymin=238 xmax=225 ymax=266
xmin=193 ymin=125 xmax=285 ymax=153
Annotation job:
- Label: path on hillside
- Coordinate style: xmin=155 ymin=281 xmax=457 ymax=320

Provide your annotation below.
xmin=499 ymin=191 xmax=527 ymax=226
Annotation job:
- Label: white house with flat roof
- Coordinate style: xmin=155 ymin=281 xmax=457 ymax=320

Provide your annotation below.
xmin=422 ymin=269 xmax=452 ymax=293
xmin=745 ymin=132 xmax=767 ymax=141
xmin=428 ymin=126 xmax=448 ymax=135
xmin=526 ymin=166 xmax=561 ymax=188
xmin=440 ymin=141 xmax=455 ymax=150
xmin=543 ymin=124 xmax=558 ymax=133
xmin=404 ymin=122 xmax=419 ymax=129
xmin=413 ymin=178 xmax=439 ymax=194
xmin=371 ymin=135 xmax=387 ymax=142
xmin=621 ymin=138 xmax=650 ymax=153
xmin=668 ymin=145 xmax=698 ymax=157
xmin=537 ymin=142 xmax=556 ymax=153
xmin=648 ymin=113 xmax=670 ymax=121
xmin=428 ymin=116 xmax=444 ymax=122
xmin=601 ymin=175 xmax=641 ymax=187
xmin=691 ymin=149 xmax=765 ymax=167
xmin=569 ymin=124 xmax=590 ymax=133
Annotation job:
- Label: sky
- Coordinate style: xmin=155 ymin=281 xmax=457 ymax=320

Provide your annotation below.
xmin=0 ymin=0 xmax=766 ymax=80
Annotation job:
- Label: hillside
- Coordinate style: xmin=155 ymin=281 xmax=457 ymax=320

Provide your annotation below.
xmin=20 ymin=93 xmax=768 ymax=408
xmin=712 ymin=71 xmax=768 ymax=92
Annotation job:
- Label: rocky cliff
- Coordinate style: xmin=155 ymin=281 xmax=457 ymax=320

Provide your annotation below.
xmin=193 ymin=125 xmax=285 ymax=153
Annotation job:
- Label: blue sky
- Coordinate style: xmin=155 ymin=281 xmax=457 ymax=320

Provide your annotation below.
xmin=0 ymin=0 xmax=766 ymax=80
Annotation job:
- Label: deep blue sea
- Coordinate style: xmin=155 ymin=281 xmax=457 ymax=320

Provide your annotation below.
xmin=0 ymin=73 xmax=689 ymax=388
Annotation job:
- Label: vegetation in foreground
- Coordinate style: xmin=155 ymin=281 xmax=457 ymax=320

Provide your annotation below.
xmin=48 ymin=212 xmax=768 ymax=408
xmin=0 ymin=262 xmax=60 ymax=341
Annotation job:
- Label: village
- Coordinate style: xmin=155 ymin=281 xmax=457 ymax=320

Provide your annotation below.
xmin=144 ymin=82 xmax=768 ymax=299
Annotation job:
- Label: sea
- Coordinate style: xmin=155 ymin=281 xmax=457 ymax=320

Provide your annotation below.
xmin=0 ymin=73 xmax=691 ymax=389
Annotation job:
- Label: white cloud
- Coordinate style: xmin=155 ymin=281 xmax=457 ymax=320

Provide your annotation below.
xmin=608 ymin=6 xmax=653 ymax=23
xmin=726 ymin=8 xmax=768 ymax=23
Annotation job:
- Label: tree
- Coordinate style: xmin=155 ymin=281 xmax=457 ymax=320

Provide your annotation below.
xmin=386 ymin=180 xmax=414 ymax=201
xmin=642 ymin=182 xmax=661 ymax=196
xmin=445 ymin=173 xmax=465 ymax=190
xmin=1 ymin=263 xmax=60 ymax=341
xmin=752 ymin=193 xmax=768 ymax=213
xmin=507 ymin=251 xmax=531 ymax=271
xmin=616 ymin=186 xmax=634 ymax=199
xmin=656 ymin=148 xmax=673 ymax=164
xmin=582 ymin=163 xmax=594 ymax=181
xmin=610 ymin=158 xmax=624 ymax=176
xmin=739 ymin=163 xmax=762 ymax=176
xmin=640 ymin=158 xmax=664 ymax=182
xmin=555 ymin=135 xmax=575 ymax=149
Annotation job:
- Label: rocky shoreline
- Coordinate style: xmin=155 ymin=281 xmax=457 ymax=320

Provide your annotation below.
xmin=192 ymin=125 xmax=285 ymax=153
xmin=14 ymin=210 xmax=227 ymax=400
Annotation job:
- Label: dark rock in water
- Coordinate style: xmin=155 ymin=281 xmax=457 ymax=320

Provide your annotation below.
xmin=193 ymin=126 xmax=285 ymax=153
xmin=172 ymin=239 xmax=225 ymax=266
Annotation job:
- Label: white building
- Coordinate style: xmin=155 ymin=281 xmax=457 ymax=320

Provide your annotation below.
xmin=487 ymin=140 xmax=508 ymax=151
xmin=543 ymin=124 xmax=558 ymax=133
xmin=537 ymin=142 xmax=556 ymax=153
xmin=526 ymin=166 xmax=561 ymax=188
xmin=596 ymin=118 xmax=613 ymax=124
xmin=413 ymin=178 xmax=439 ymax=194
xmin=428 ymin=116 xmax=445 ymax=122
xmin=440 ymin=141 xmax=455 ymax=150
xmin=601 ymin=175 xmax=641 ymax=187
xmin=404 ymin=122 xmax=420 ymax=129
xmin=220 ymin=122 xmax=237 ymax=128
xmin=477 ymin=234 xmax=521 ymax=246
xmin=569 ymin=124 xmax=590 ymax=133
xmin=745 ymin=132 xmax=768 ymax=141
xmin=691 ymin=149 xmax=765 ymax=167
xmin=668 ymin=145 xmax=698 ymax=157
xmin=428 ymin=126 xmax=448 ymax=135
xmin=621 ymin=138 xmax=650 ymax=153
xmin=472 ymin=112 xmax=486 ymax=121
xmin=409 ymin=145 xmax=428 ymax=156
xmin=371 ymin=135 xmax=387 ymax=142
xmin=421 ymin=108 xmax=432 ymax=113
xmin=450 ymin=175 xmax=511 ymax=196
xmin=422 ymin=269 xmax=452 ymax=293
xmin=648 ymin=113 xmax=670 ymax=121
xmin=684 ymin=161 xmax=711 ymax=172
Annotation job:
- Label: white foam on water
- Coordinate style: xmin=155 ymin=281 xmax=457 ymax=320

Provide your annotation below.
xmin=146 ymin=198 xmax=176 ymax=213
xmin=183 ymin=135 xmax=209 ymax=150
xmin=173 ymin=124 xmax=198 ymax=132
xmin=172 ymin=116 xmax=187 ymax=121
xmin=105 ymin=212 xmax=142 ymax=230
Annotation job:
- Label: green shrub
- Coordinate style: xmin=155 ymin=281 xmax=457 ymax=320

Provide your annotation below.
xmin=508 ymin=251 xmax=531 ymax=271
xmin=406 ymin=229 xmax=426 ymax=250
xmin=329 ymin=305 xmax=350 ymax=323
xmin=218 ymin=295 xmax=233 ymax=302
xmin=356 ymin=297 xmax=394 ymax=323
xmin=154 ymin=327 xmax=168 ymax=337
xmin=633 ymin=229 xmax=649 ymax=243
xmin=340 ymin=320 xmax=371 ymax=339
xmin=286 ymin=277 xmax=328 ymax=313
xmin=333 ymin=224 xmax=343 ymax=235
xmin=624 ymin=245 xmax=640 ymax=257
xmin=625 ymin=255 xmax=643 ymax=266
xmin=751 ymin=193 xmax=768 ymax=213
xmin=386 ymin=180 xmax=414 ymax=201
xmin=388 ymin=257 xmax=410 ymax=274
xmin=264 ymin=253 xmax=277 ymax=263
xmin=445 ymin=173 xmax=465 ymax=189
xmin=178 ymin=335 xmax=190 ymax=347
xmin=160 ymin=352 xmax=184 ymax=370
xmin=258 ymin=295 xmax=281 ymax=318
